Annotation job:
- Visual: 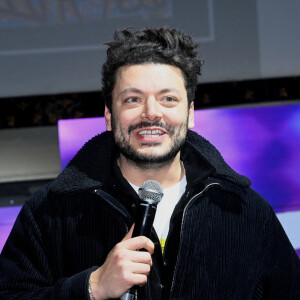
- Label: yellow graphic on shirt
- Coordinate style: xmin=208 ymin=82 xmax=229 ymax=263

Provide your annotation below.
xmin=160 ymin=238 xmax=166 ymax=253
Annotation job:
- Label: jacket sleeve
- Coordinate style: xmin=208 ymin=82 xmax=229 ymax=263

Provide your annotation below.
xmin=254 ymin=207 xmax=300 ymax=299
xmin=0 ymin=191 xmax=95 ymax=300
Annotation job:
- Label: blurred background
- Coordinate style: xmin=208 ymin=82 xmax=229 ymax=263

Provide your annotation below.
xmin=0 ymin=0 xmax=299 ymax=254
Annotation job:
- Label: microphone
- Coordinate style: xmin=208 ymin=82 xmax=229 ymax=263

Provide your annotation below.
xmin=120 ymin=180 xmax=163 ymax=300
xmin=132 ymin=180 xmax=164 ymax=238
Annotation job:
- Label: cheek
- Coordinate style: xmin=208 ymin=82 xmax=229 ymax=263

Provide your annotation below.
xmin=113 ymin=114 xmax=132 ymax=134
xmin=166 ymin=110 xmax=189 ymax=125
xmin=120 ymin=111 xmax=140 ymax=126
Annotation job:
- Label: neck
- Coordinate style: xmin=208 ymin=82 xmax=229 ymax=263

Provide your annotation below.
xmin=118 ymin=153 xmax=184 ymax=188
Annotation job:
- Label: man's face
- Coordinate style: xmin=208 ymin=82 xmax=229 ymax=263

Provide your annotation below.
xmin=105 ymin=64 xmax=194 ymax=166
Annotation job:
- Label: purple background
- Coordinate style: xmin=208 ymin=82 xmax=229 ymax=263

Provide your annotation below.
xmin=1 ymin=103 xmax=300 ymax=254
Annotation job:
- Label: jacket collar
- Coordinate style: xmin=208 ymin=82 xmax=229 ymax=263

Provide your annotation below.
xmin=50 ymin=131 xmax=115 ymax=194
xmin=183 ymin=130 xmax=251 ymax=188
xmin=49 ymin=130 xmax=251 ymax=195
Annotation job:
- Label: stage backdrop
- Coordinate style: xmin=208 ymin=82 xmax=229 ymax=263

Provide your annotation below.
xmin=1 ymin=103 xmax=300 ymax=256
xmin=1 ymin=1 xmax=300 ymax=98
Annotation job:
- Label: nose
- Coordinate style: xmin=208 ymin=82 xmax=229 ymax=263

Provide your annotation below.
xmin=141 ymin=97 xmax=163 ymax=121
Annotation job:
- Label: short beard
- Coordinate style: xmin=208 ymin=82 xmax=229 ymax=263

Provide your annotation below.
xmin=111 ymin=118 xmax=188 ymax=169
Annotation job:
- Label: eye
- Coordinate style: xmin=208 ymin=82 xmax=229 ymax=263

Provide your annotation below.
xmin=162 ymin=96 xmax=178 ymax=104
xmin=125 ymin=97 xmax=139 ymax=103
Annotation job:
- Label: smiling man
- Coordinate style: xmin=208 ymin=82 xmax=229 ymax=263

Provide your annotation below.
xmin=0 ymin=27 xmax=299 ymax=300
xmin=105 ymin=63 xmax=194 ymax=187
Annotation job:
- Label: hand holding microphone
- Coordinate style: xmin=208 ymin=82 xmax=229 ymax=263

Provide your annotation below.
xmin=90 ymin=180 xmax=163 ymax=300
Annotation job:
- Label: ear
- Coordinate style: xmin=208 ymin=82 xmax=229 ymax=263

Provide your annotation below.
xmin=104 ymin=106 xmax=112 ymax=131
xmin=188 ymin=102 xmax=195 ymax=129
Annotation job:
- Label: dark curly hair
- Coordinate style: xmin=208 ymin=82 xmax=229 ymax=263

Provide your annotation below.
xmin=102 ymin=27 xmax=203 ymax=111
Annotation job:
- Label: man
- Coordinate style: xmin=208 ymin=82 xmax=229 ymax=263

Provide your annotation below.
xmin=0 ymin=27 xmax=299 ymax=299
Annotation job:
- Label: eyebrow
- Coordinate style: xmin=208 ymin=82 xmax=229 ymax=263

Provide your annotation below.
xmin=119 ymin=88 xmax=181 ymax=95
xmin=119 ymin=88 xmax=143 ymax=95
xmin=158 ymin=88 xmax=181 ymax=95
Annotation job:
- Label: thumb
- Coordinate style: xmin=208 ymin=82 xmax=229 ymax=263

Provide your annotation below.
xmin=122 ymin=224 xmax=135 ymax=241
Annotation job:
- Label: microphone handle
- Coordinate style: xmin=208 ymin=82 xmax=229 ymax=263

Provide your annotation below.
xmin=132 ymin=200 xmax=158 ymax=238
xmin=120 ymin=291 xmax=136 ymax=300
xmin=121 ymin=200 xmax=158 ymax=300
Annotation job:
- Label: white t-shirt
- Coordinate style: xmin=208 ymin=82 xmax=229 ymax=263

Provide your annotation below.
xmin=129 ymin=175 xmax=187 ymax=253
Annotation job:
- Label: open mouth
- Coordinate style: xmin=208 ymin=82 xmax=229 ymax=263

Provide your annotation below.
xmin=137 ymin=129 xmax=165 ymax=138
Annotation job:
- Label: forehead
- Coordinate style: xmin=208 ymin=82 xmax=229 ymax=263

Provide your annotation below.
xmin=113 ymin=64 xmax=186 ymax=93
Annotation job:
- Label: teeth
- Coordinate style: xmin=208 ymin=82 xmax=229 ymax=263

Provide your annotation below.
xmin=138 ymin=129 xmax=164 ymax=138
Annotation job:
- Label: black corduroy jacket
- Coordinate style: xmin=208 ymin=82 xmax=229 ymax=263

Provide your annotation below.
xmin=0 ymin=130 xmax=299 ymax=299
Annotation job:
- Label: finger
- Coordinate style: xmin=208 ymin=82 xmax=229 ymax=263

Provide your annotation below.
xmin=131 ymin=273 xmax=148 ymax=286
xmin=125 ymin=249 xmax=153 ymax=265
xmin=122 ymin=224 xmax=135 ymax=242
xmin=130 ymin=262 xmax=151 ymax=276
xmin=123 ymin=236 xmax=155 ymax=254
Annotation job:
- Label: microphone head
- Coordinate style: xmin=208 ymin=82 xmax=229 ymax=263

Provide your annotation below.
xmin=138 ymin=180 xmax=164 ymax=204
